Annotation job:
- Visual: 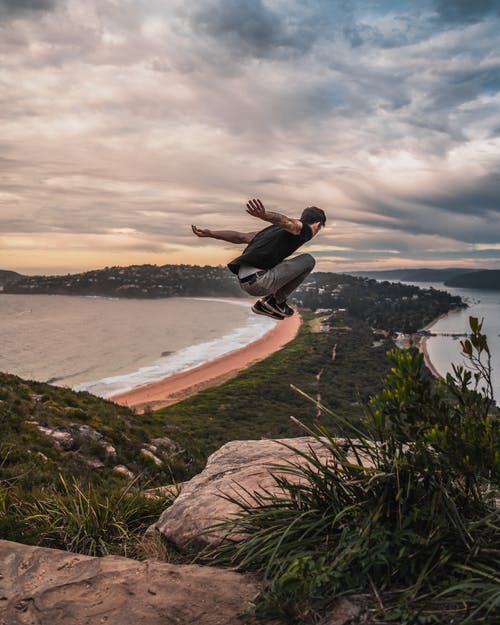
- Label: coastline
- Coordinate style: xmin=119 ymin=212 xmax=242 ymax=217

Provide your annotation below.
xmin=417 ymin=313 xmax=451 ymax=380
xmin=111 ymin=311 xmax=302 ymax=411
xmin=418 ymin=335 xmax=443 ymax=379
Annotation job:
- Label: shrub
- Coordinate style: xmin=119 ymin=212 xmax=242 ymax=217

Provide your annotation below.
xmin=206 ymin=317 xmax=500 ymax=624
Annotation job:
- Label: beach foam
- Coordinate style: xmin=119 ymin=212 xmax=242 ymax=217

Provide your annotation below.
xmin=74 ymin=300 xmax=275 ymax=397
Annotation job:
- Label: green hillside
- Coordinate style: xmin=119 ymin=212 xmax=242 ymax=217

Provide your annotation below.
xmin=445 ymin=269 xmax=500 ymax=290
xmin=0 ymin=372 xmax=186 ymax=492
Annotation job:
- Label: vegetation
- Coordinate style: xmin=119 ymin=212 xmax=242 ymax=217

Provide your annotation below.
xmin=3 ymin=264 xmax=242 ymax=298
xmin=2 ymin=263 xmax=465 ymax=324
xmin=1 ymin=472 xmax=171 ymax=558
xmin=0 ymin=372 xmax=191 ymax=547
xmin=350 ymin=268 xmax=477 ymax=283
xmin=0 ymin=269 xmax=22 ymax=287
xmin=154 ymin=310 xmax=394 ymax=471
xmin=205 ymin=318 xmax=499 ymax=624
xmin=25 ymin=475 xmax=170 ymax=558
xmin=1 ymin=272 xmax=465 ymax=571
xmin=445 ymin=269 xmax=500 ymax=291
xmin=292 ymin=271 xmax=463 ymax=333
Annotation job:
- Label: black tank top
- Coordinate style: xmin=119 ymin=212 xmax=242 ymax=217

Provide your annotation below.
xmin=227 ymin=222 xmax=312 ymax=275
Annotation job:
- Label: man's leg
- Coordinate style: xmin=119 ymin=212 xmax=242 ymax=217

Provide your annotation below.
xmin=238 ymin=254 xmax=314 ymax=319
xmin=261 ymin=253 xmax=315 ymax=302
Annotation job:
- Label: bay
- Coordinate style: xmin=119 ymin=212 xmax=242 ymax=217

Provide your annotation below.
xmin=405 ymin=282 xmax=500 ymax=402
xmin=0 ymin=294 xmax=274 ymax=397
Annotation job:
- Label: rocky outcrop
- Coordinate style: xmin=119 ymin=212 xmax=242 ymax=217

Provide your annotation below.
xmin=149 ymin=437 xmax=341 ymax=549
xmin=0 ymin=540 xmax=259 ymax=625
xmin=33 ymin=423 xmax=116 ymax=457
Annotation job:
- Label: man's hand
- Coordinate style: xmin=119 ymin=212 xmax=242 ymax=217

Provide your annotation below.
xmin=191 ymin=225 xmax=212 ymax=238
xmin=246 ymin=198 xmax=302 ymax=235
xmin=246 ymin=199 xmax=268 ymax=221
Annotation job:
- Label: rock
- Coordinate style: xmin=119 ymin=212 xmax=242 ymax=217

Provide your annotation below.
xmin=151 ymin=437 xmax=178 ymax=452
xmin=72 ymin=424 xmax=117 ymax=457
xmin=114 ymin=465 xmax=135 ymax=479
xmin=35 ymin=423 xmax=116 ymax=457
xmin=101 ymin=441 xmax=117 ymax=457
xmin=149 ymin=437 xmax=340 ymax=549
xmin=36 ymin=425 xmax=74 ymax=450
xmin=319 ymin=598 xmax=363 ymax=625
xmin=72 ymin=424 xmax=102 ymax=442
xmin=82 ymin=457 xmax=104 ymax=469
xmin=0 ymin=539 xmax=259 ymax=625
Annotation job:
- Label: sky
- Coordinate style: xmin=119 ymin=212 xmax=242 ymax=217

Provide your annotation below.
xmin=1 ymin=0 xmax=500 ymax=275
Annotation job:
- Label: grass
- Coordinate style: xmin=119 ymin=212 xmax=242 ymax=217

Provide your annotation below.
xmin=22 ymin=474 xmax=173 ymax=558
xmin=154 ymin=310 xmax=393 ymax=475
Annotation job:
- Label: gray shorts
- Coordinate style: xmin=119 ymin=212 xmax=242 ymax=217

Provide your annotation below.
xmin=239 ymin=253 xmax=315 ymax=301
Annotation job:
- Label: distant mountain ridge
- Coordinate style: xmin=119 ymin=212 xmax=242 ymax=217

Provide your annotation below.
xmin=445 ymin=269 xmax=500 ymax=290
xmin=350 ymin=268 xmax=478 ymax=282
xmin=349 ymin=267 xmax=500 ymax=290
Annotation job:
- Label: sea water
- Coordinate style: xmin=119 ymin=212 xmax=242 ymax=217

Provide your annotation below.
xmin=406 ymin=282 xmax=500 ymax=402
xmin=0 ymin=294 xmax=275 ymax=398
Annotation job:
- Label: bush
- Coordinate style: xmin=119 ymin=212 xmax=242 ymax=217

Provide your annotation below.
xmin=206 ymin=317 xmax=500 ymax=624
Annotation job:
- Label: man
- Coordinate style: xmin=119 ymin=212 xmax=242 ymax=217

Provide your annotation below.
xmin=192 ymin=198 xmax=326 ymax=320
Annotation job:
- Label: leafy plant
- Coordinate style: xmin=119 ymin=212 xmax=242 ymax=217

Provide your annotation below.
xmin=204 ymin=317 xmax=500 ymax=624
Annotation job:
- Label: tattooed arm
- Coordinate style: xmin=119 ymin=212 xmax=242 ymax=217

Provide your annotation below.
xmin=191 ymin=225 xmax=257 ymax=244
xmin=245 ymin=198 xmax=302 ymax=235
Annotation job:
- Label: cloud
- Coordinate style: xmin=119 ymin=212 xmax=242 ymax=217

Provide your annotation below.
xmin=186 ymin=0 xmax=286 ymax=58
xmin=0 ymin=0 xmax=58 ymax=18
xmin=0 ymin=0 xmax=499 ymax=273
xmin=182 ymin=0 xmax=367 ymax=62
xmin=434 ymin=0 xmax=500 ymax=23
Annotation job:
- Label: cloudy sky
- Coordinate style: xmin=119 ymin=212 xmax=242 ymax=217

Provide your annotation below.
xmin=1 ymin=0 xmax=500 ymax=274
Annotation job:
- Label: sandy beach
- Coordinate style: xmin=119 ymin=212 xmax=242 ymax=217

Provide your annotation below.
xmin=111 ymin=311 xmax=302 ymax=411
xmin=417 ymin=314 xmax=448 ymax=379
xmin=418 ymin=335 xmax=443 ymax=379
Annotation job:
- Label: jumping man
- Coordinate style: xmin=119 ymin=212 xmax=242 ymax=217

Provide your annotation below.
xmin=191 ymin=199 xmax=326 ymax=320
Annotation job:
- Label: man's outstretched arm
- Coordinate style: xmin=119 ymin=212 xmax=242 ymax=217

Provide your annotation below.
xmin=246 ymin=198 xmax=302 ymax=235
xmin=191 ymin=225 xmax=256 ymax=244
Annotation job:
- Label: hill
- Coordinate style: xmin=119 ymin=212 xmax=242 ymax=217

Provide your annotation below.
xmin=0 ymin=371 xmax=190 ymax=497
xmin=2 ymin=264 xmax=243 ymax=298
xmin=445 ymin=269 xmax=500 ymax=290
xmin=349 ymin=267 xmax=477 ymax=283
xmin=0 ymin=269 xmax=23 ymax=287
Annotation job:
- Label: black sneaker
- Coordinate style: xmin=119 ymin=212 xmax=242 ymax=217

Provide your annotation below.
xmin=251 ymin=299 xmax=285 ymax=320
xmin=262 ymin=295 xmax=294 ymax=317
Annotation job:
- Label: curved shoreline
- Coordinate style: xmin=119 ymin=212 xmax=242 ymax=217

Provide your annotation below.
xmin=417 ymin=313 xmax=448 ymax=379
xmin=111 ymin=312 xmax=302 ymax=411
xmin=418 ymin=335 xmax=443 ymax=379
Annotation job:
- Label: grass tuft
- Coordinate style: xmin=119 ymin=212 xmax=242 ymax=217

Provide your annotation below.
xmin=24 ymin=474 xmax=172 ymax=558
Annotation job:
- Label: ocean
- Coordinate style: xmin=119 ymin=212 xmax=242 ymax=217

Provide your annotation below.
xmin=405 ymin=282 xmax=500 ymax=402
xmin=0 ymin=294 xmax=275 ymax=398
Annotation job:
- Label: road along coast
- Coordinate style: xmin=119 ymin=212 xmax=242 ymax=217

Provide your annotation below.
xmin=111 ymin=311 xmax=302 ymax=411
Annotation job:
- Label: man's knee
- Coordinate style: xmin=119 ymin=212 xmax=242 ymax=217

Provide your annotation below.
xmin=301 ymin=253 xmax=315 ymax=272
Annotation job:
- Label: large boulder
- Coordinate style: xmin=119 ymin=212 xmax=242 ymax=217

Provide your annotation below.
xmin=0 ymin=540 xmax=259 ymax=625
xmin=149 ymin=437 xmax=339 ymax=549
